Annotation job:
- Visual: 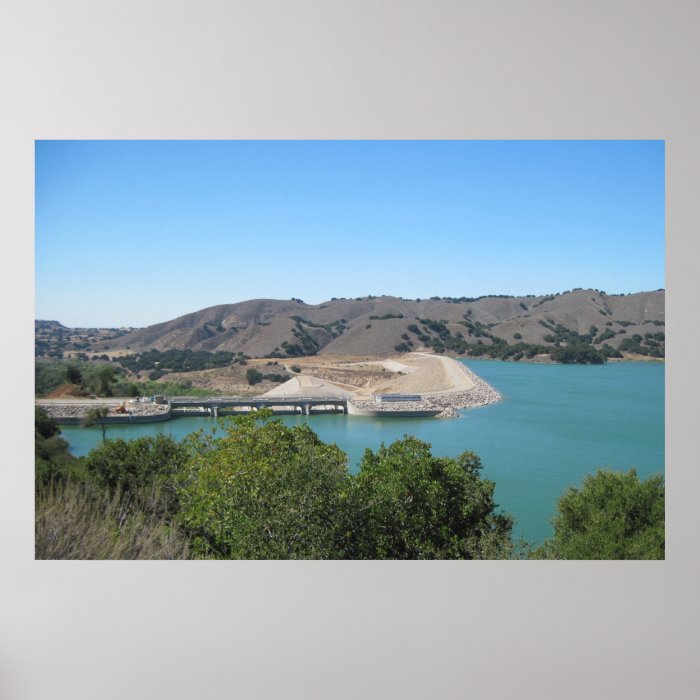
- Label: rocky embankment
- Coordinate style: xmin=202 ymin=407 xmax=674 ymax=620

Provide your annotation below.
xmin=38 ymin=402 xmax=170 ymax=420
xmin=351 ymin=363 xmax=502 ymax=419
xmin=350 ymin=398 xmax=438 ymax=414
xmin=427 ymin=364 xmax=502 ymax=418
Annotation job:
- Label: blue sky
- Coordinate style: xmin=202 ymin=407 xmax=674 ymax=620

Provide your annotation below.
xmin=35 ymin=140 xmax=664 ymax=328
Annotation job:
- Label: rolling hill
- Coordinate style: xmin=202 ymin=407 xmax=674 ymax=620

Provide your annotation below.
xmin=85 ymin=289 xmax=665 ymax=359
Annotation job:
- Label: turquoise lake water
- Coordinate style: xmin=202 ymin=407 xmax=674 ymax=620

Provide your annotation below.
xmin=60 ymin=360 xmax=665 ymax=545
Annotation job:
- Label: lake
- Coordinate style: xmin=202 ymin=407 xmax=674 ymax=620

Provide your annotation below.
xmin=59 ymin=359 xmax=665 ymax=545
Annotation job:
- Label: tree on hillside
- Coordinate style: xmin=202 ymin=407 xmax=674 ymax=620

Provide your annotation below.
xmin=36 ymin=360 xmax=75 ymax=396
xmin=65 ymin=364 xmax=83 ymax=385
xmin=95 ymin=364 xmax=117 ymax=395
xmin=348 ymin=437 xmax=513 ymax=559
xmin=82 ymin=364 xmax=118 ymax=396
xmin=246 ymin=368 xmax=263 ymax=385
xmin=530 ymin=469 xmax=664 ymax=560
xmin=176 ymin=412 xmax=351 ymax=559
xmin=82 ymin=406 xmax=111 ymax=443
xmin=549 ymin=344 xmax=606 ymax=364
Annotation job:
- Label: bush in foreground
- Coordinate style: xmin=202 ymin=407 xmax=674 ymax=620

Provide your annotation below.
xmin=175 ymin=413 xmax=514 ymax=559
xmin=35 ymin=407 xmax=82 ymax=485
xmin=530 ymin=469 xmax=664 ymax=560
xmin=349 ymin=439 xmax=513 ymax=559
xmin=177 ymin=414 xmax=350 ymax=559
xmin=84 ymin=434 xmax=188 ymax=496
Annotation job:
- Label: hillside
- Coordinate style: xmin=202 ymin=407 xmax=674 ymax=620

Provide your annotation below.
xmin=81 ymin=289 xmax=664 ymax=359
xmin=35 ymin=320 xmax=138 ymax=359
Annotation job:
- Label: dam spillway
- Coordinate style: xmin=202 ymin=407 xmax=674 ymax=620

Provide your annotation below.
xmin=170 ymin=396 xmax=349 ymax=416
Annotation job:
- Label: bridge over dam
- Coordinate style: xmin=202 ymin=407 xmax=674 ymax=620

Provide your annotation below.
xmin=36 ymin=394 xmax=444 ymax=425
xmin=171 ymin=396 xmax=442 ymax=418
xmin=170 ymin=396 xmax=349 ymax=416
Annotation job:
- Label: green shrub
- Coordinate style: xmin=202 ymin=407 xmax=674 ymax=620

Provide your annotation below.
xmin=35 ymin=407 xmax=80 ymax=486
xmin=246 ymin=368 xmax=264 ymax=385
xmin=530 ymin=470 xmax=664 ymax=560
xmin=84 ymin=434 xmax=189 ymax=495
xmin=348 ymin=438 xmax=513 ymax=559
xmin=176 ymin=414 xmax=351 ymax=559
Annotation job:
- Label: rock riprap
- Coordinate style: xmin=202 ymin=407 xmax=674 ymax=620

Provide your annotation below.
xmin=351 ymin=363 xmax=502 ymax=419
xmin=39 ymin=402 xmax=170 ymax=420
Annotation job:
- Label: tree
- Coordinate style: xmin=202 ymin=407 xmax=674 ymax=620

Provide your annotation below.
xmin=81 ymin=406 xmax=110 ymax=443
xmin=246 ymin=368 xmax=263 ymax=385
xmin=35 ymin=406 xmax=59 ymax=440
xmin=84 ymin=434 xmax=188 ymax=497
xmin=348 ymin=437 xmax=513 ymax=559
xmin=36 ymin=360 xmax=73 ymax=396
xmin=35 ymin=407 xmax=77 ymax=485
xmin=65 ymin=364 xmax=83 ymax=385
xmin=176 ymin=413 xmax=351 ymax=559
xmin=94 ymin=364 xmax=117 ymax=395
xmin=550 ymin=344 xmax=606 ymax=364
xmin=530 ymin=469 xmax=664 ymax=560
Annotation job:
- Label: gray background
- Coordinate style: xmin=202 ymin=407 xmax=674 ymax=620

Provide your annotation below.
xmin=1 ymin=1 xmax=698 ymax=698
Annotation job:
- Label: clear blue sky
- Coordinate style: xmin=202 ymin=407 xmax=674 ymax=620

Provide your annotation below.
xmin=35 ymin=140 xmax=664 ymax=328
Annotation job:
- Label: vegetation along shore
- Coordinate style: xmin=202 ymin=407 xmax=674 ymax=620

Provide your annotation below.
xmin=35 ymin=407 xmax=664 ymax=560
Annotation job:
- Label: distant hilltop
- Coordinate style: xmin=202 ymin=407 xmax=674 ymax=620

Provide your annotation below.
xmin=43 ymin=288 xmax=664 ymax=360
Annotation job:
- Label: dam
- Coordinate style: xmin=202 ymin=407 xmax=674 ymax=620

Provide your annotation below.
xmin=36 ymin=356 xmax=505 ymax=424
xmin=170 ymin=395 xmax=349 ymax=416
xmin=36 ymin=392 xmax=447 ymax=425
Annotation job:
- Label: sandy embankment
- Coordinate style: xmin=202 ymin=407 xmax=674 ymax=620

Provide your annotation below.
xmin=352 ymin=354 xmax=500 ymax=418
xmin=264 ymin=353 xmax=501 ymax=418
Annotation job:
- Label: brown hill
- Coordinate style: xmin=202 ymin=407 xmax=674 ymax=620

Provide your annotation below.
xmin=90 ymin=289 xmax=665 ymax=358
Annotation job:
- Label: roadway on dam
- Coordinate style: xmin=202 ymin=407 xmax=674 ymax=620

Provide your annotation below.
xmin=170 ymin=396 xmax=348 ymax=416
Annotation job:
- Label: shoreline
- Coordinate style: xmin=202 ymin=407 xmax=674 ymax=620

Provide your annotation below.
xmin=459 ymin=353 xmax=664 ymax=364
xmin=37 ymin=354 xmax=504 ymax=422
xmin=36 ymin=353 xmax=660 ymax=425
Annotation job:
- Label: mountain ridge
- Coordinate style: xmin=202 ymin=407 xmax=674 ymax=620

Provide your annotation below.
xmin=77 ymin=289 xmax=664 ymax=358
